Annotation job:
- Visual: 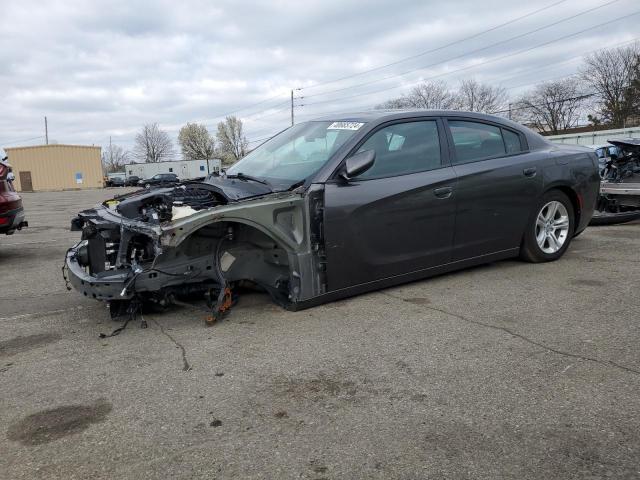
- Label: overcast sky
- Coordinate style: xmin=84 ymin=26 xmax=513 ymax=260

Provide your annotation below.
xmin=0 ymin=0 xmax=638 ymax=155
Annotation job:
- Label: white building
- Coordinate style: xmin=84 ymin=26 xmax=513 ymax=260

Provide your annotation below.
xmin=125 ymin=159 xmax=222 ymax=180
xmin=546 ymin=126 xmax=640 ymax=146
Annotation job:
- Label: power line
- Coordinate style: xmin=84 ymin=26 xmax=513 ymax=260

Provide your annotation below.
xmin=0 ymin=135 xmax=46 ymax=147
xmin=297 ymin=0 xmax=570 ymax=92
xmin=298 ymin=0 xmax=623 ymax=101
xmin=298 ymin=10 xmax=640 ymax=108
xmin=238 ymin=100 xmax=291 ymax=121
xmin=202 ymin=91 xmax=290 ymax=123
xmin=8 ymin=7 xmax=636 ymax=150
xmin=222 ymin=0 xmax=626 ymax=125
xmin=478 ymin=33 xmax=640 ymax=94
xmin=491 ymin=92 xmax=598 ymax=115
xmin=205 ymin=0 xmax=588 ymax=128
xmin=476 ymin=35 xmax=640 ymax=93
xmin=263 ymin=37 xmax=640 ymax=127
xmin=494 ymin=36 xmax=639 ymax=90
xmin=248 ymin=91 xmax=610 ymax=144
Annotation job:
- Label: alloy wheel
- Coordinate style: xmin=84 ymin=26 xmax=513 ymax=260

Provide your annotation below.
xmin=535 ymin=200 xmax=570 ymax=254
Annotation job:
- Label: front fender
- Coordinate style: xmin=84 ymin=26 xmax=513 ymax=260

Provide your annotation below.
xmin=161 ymin=193 xmax=309 ymax=254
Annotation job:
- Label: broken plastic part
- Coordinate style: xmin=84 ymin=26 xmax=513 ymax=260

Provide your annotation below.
xmin=172 ymin=205 xmax=198 ymax=220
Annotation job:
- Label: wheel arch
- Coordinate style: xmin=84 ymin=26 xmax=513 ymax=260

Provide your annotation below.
xmin=171 ymin=217 xmax=299 ymax=306
xmin=543 ymin=184 xmax=581 ymax=229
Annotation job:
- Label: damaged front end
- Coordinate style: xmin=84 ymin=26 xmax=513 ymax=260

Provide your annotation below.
xmin=64 ymin=179 xmax=326 ymax=324
xmin=592 ymin=138 xmax=640 ymax=225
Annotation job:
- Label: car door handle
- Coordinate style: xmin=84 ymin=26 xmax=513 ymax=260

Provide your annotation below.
xmin=434 ymin=186 xmax=453 ymax=199
xmin=523 ymin=167 xmax=537 ymax=177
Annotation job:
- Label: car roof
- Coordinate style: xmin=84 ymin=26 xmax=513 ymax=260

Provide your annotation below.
xmin=310 ymin=109 xmax=549 ymax=149
xmin=312 ymin=109 xmax=509 ymax=124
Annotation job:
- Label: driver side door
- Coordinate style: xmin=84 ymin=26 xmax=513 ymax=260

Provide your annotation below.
xmin=323 ymin=118 xmax=457 ymax=291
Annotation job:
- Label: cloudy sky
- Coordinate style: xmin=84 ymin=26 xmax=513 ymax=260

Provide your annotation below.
xmin=0 ymin=0 xmax=638 ymax=155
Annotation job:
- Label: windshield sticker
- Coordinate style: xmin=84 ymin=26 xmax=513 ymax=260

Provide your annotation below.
xmin=328 ymin=121 xmax=364 ymax=130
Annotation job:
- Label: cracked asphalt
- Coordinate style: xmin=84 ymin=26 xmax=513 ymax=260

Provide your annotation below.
xmin=1 ymin=189 xmax=639 ymax=479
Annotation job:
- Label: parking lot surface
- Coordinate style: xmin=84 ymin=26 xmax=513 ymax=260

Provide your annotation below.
xmin=1 ymin=188 xmax=639 ymax=479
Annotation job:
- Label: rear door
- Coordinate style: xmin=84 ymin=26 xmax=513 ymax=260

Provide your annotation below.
xmin=323 ymin=118 xmax=457 ymax=291
xmin=444 ymin=118 xmax=542 ymax=260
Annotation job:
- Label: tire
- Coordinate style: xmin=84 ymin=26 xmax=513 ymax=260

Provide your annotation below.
xmin=589 ymin=210 xmax=640 ymax=226
xmin=145 ymin=183 xmax=151 ymax=189
xmin=520 ymin=190 xmax=575 ymax=263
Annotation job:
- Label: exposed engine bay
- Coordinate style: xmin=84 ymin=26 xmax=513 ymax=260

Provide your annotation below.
xmin=593 ymin=138 xmax=640 ymax=224
xmin=64 ymin=176 xmax=326 ymax=328
xmin=108 ymin=182 xmax=227 ymax=224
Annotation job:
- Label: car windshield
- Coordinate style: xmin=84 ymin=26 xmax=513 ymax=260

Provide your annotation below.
xmin=226 ymin=121 xmax=364 ymax=186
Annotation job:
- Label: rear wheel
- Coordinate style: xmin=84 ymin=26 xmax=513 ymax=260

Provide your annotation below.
xmin=520 ymin=190 xmax=575 ymax=263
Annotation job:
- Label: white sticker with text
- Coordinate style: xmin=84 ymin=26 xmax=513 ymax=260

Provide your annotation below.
xmin=327 ymin=121 xmax=364 ymax=130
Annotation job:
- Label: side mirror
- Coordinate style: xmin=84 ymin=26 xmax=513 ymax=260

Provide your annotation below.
xmin=341 ymin=149 xmax=375 ymax=180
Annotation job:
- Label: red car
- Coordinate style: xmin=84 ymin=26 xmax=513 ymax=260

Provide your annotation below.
xmin=0 ymin=157 xmax=27 ymax=235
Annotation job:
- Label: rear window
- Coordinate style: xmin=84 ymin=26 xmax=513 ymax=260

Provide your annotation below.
xmin=449 ymin=120 xmax=525 ymax=163
xmin=449 ymin=121 xmax=504 ymax=163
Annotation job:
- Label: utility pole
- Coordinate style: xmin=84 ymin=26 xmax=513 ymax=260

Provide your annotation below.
xmin=508 ymin=103 xmax=512 ymax=120
xmin=44 ymin=116 xmax=49 ymax=145
xmin=290 ymin=89 xmax=294 ymax=126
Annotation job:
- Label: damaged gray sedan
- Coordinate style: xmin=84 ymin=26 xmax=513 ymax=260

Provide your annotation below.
xmin=64 ymin=110 xmax=600 ymax=323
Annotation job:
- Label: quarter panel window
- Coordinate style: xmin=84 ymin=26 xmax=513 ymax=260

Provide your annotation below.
xmin=354 ymin=121 xmax=441 ymax=179
xmin=449 ymin=120 xmax=506 ymax=164
xmin=502 ymin=128 xmax=523 ymax=154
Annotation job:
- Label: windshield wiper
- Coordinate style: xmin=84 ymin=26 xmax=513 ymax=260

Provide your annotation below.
xmin=227 ymin=172 xmax=272 ymax=188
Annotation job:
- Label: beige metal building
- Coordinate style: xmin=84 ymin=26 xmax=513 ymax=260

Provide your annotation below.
xmin=5 ymin=144 xmax=103 ymax=191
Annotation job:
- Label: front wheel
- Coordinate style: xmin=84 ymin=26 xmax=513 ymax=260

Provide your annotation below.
xmin=520 ymin=190 xmax=575 ymax=263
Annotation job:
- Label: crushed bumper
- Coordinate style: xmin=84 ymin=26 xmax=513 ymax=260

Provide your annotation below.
xmin=65 ymin=239 xmax=219 ymax=301
xmin=65 ymin=241 xmax=133 ymax=300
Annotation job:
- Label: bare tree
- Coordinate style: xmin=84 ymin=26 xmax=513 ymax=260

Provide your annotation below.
xmin=178 ymin=122 xmax=216 ymax=160
xmin=630 ymin=59 xmax=640 ymax=122
xmin=216 ymin=116 xmax=247 ymax=165
xmin=453 ymin=78 xmax=508 ymax=113
xmin=514 ymin=78 xmax=586 ymax=134
xmin=377 ymin=81 xmax=457 ymax=110
xmin=101 ymin=143 xmax=128 ymax=173
xmin=376 ymin=97 xmax=412 ymax=109
xmin=580 ymin=43 xmax=640 ymax=127
xmin=133 ymin=123 xmax=175 ymax=163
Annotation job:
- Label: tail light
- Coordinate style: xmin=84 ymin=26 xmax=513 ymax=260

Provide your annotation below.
xmin=0 ymin=187 xmax=22 ymax=214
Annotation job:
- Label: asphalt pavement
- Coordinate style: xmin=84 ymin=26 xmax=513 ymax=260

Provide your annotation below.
xmin=1 ymin=188 xmax=639 ymax=479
